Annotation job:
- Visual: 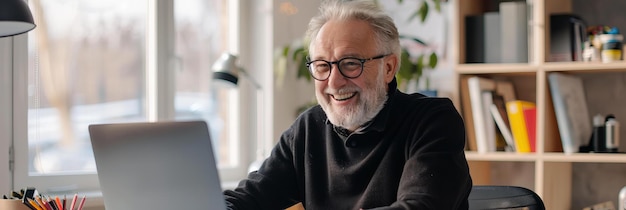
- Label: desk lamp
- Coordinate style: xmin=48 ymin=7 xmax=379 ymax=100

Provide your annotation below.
xmin=211 ymin=52 xmax=266 ymax=172
xmin=0 ymin=0 xmax=36 ymax=37
xmin=212 ymin=52 xmax=261 ymax=89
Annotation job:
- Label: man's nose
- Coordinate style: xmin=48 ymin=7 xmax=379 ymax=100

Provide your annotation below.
xmin=326 ymin=64 xmax=348 ymax=88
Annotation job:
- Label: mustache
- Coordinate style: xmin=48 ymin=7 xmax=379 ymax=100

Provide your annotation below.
xmin=324 ymin=86 xmax=361 ymax=95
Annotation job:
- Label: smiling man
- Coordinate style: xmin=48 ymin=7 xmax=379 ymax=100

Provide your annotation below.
xmin=223 ymin=0 xmax=472 ymax=209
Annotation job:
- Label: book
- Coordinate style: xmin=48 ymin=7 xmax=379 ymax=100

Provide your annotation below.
xmin=481 ymin=91 xmax=497 ymax=152
xmin=506 ymin=100 xmax=536 ymax=153
xmin=492 ymin=80 xmax=517 ymax=151
xmin=468 ymin=76 xmax=497 ymax=153
xmin=495 ymin=80 xmax=517 ymax=103
xmin=459 ymin=76 xmax=478 ymax=151
xmin=499 ymin=1 xmax=529 ymax=63
xmin=465 ymin=76 xmax=518 ymax=152
xmin=465 ymin=12 xmax=501 ymax=63
xmin=548 ymin=72 xmax=592 ymax=154
xmin=549 ymin=14 xmax=586 ymax=61
xmin=523 ymin=106 xmax=537 ymax=152
xmin=490 ymin=95 xmax=515 ymax=152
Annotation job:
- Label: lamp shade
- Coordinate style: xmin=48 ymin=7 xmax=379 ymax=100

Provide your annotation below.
xmin=0 ymin=0 xmax=36 ymax=37
xmin=212 ymin=53 xmax=240 ymax=85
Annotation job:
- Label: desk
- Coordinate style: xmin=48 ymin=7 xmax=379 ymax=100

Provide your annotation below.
xmin=287 ymin=202 xmax=304 ymax=210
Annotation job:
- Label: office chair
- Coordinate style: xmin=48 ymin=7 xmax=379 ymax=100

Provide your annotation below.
xmin=468 ymin=185 xmax=546 ymax=210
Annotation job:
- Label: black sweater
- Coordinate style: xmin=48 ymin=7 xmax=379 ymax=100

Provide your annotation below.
xmin=224 ymin=79 xmax=472 ymax=209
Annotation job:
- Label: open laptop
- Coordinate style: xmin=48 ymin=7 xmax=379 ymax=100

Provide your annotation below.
xmin=88 ymin=120 xmax=227 ymax=210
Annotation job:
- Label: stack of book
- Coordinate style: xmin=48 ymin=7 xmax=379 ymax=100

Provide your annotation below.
xmin=465 ymin=1 xmax=529 ymax=64
xmin=462 ymin=76 xmax=537 ymax=153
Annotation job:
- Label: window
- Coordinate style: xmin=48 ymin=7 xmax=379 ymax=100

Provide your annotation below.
xmin=12 ymin=0 xmax=249 ymax=195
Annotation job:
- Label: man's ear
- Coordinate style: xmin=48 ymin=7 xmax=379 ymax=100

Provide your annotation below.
xmin=384 ymin=54 xmax=398 ymax=83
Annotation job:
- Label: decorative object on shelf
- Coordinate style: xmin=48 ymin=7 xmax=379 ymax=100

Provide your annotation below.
xmin=0 ymin=0 xmax=36 ymax=37
xmin=587 ymin=113 xmax=622 ymax=153
xmin=599 ymin=30 xmax=623 ymax=63
xmin=549 ymin=14 xmax=586 ymax=62
xmin=604 ymin=115 xmax=620 ymax=153
xmin=587 ymin=25 xmax=624 ymax=63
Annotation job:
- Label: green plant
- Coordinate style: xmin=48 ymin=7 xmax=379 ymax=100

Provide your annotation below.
xmin=396 ymin=35 xmax=438 ymax=91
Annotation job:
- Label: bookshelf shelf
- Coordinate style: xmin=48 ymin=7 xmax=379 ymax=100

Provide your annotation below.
xmin=541 ymin=153 xmax=626 ymax=163
xmin=543 ymin=61 xmax=626 ymax=72
xmin=454 ymin=0 xmax=626 ymax=209
xmin=466 ymin=152 xmax=626 ymax=163
xmin=465 ymin=151 xmax=538 ymax=162
xmin=456 ymin=63 xmax=538 ymax=74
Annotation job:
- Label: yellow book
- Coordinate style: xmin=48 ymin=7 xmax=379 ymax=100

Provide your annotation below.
xmin=506 ymin=100 xmax=536 ymax=153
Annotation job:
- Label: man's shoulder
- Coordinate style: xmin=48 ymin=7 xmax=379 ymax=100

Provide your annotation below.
xmin=295 ymin=104 xmax=325 ymax=120
xmin=388 ymin=92 xmax=461 ymax=123
xmin=395 ymin=92 xmax=455 ymax=109
xmin=288 ymin=104 xmax=328 ymax=130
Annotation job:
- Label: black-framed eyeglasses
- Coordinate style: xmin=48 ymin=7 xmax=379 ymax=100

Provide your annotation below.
xmin=305 ymin=54 xmax=390 ymax=81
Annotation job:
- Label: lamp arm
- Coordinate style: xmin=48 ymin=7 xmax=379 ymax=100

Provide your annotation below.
xmin=238 ymin=68 xmax=262 ymax=90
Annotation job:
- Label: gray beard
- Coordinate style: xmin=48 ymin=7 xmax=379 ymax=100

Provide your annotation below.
xmin=317 ymin=69 xmax=388 ymax=131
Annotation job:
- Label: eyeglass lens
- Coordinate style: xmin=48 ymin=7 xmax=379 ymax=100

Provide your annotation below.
xmin=308 ymin=58 xmax=363 ymax=80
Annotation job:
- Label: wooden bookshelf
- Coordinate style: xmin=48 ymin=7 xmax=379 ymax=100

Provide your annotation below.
xmin=455 ymin=0 xmax=626 ymax=209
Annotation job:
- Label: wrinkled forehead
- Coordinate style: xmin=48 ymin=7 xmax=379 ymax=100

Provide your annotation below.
xmin=309 ymin=19 xmax=378 ymax=60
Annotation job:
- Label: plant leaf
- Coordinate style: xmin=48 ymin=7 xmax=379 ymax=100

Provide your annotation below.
xmin=428 ymin=52 xmax=438 ymax=69
xmin=416 ymin=54 xmax=424 ymax=80
xmin=399 ymin=34 xmax=427 ymax=45
xmin=419 ymin=1 xmax=429 ymax=23
xmin=432 ymin=0 xmax=441 ymax=12
xmin=397 ymin=49 xmax=414 ymax=86
xmin=282 ymin=46 xmax=290 ymax=58
xmin=292 ymin=47 xmax=306 ymax=61
xmin=274 ymin=48 xmax=288 ymax=88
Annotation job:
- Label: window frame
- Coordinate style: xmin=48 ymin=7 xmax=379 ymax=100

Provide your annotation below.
xmin=0 ymin=36 xmax=17 ymax=194
xmin=8 ymin=0 xmax=260 ymax=197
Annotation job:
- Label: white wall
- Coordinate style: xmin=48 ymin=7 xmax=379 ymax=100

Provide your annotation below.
xmin=271 ymin=1 xmax=319 ymax=142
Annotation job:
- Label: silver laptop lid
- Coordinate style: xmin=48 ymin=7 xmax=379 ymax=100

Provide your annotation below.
xmin=89 ymin=120 xmax=227 ymax=210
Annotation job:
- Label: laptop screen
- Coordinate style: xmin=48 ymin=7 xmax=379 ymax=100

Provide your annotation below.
xmin=88 ymin=120 xmax=227 ymax=210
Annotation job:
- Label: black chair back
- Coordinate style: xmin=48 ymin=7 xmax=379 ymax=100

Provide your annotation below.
xmin=468 ymin=185 xmax=546 ymax=210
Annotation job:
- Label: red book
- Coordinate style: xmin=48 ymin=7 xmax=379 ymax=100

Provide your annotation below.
xmin=522 ymin=107 xmax=537 ymax=152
